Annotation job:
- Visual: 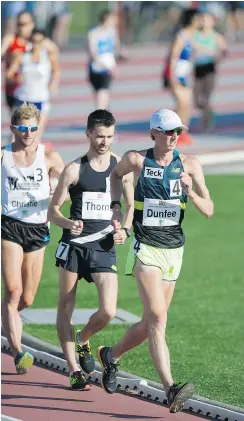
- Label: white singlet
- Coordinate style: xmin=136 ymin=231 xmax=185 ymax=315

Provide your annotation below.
xmin=1 ymin=144 xmax=50 ymax=223
xmin=14 ymin=49 xmax=51 ymax=103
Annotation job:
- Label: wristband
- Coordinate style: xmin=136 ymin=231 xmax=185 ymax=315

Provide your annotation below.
xmin=110 ymin=201 xmax=121 ymax=210
xmin=122 ymin=228 xmax=131 ymax=238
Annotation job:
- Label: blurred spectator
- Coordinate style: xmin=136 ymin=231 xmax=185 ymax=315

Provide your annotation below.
xmin=193 ymin=11 xmax=228 ymax=131
xmin=87 ymin=10 xmax=119 ymax=110
xmin=6 ymin=28 xmax=60 ymax=141
xmin=33 ymin=1 xmax=72 ymax=48
xmin=226 ymin=1 xmax=244 ymax=42
xmin=163 ymin=9 xmax=201 ymax=144
xmin=2 ymin=11 xmax=59 ymax=114
xmin=48 ymin=2 xmax=72 ymax=48
xmin=1 ymin=11 xmax=35 ymax=112
xmin=1 ymin=1 xmax=27 ymax=35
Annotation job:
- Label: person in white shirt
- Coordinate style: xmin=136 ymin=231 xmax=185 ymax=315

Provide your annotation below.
xmin=6 ymin=28 xmax=60 ymax=141
xmin=1 ymin=103 xmax=64 ymax=374
xmin=87 ymin=10 xmax=119 ymax=110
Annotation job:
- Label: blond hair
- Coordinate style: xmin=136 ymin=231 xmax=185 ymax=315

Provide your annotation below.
xmin=11 ymin=103 xmax=41 ymax=125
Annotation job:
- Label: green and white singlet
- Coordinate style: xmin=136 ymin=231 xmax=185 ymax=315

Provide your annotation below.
xmin=133 ymin=148 xmax=187 ymax=249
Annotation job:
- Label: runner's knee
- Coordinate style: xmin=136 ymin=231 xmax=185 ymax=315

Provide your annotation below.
xmin=4 ymin=286 xmax=23 ymax=305
xmin=147 ymin=309 xmax=167 ymax=330
xmin=98 ymin=307 xmax=116 ymax=325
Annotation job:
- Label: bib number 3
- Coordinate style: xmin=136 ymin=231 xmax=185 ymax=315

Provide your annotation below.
xmin=56 ymin=242 xmax=70 ymax=261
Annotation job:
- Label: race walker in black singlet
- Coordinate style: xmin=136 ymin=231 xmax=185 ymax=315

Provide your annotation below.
xmin=49 ymin=109 xmax=134 ymax=392
xmin=56 ymin=153 xmax=118 ymax=283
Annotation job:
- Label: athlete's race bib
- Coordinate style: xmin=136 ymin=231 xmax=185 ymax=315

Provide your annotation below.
xmin=175 ymin=59 xmax=192 ymax=78
xmin=7 ymin=190 xmax=42 ymax=219
xmin=91 ymin=53 xmax=116 ymax=72
xmin=82 ymin=191 xmax=112 ymax=220
xmin=142 ymin=198 xmax=181 ymax=227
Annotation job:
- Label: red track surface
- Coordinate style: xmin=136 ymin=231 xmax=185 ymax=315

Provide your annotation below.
xmin=2 ymin=352 xmax=203 ymax=421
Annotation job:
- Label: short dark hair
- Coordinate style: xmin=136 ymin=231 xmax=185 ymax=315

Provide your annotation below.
xmin=98 ymin=9 xmax=112 ymax=24
xmin=180 ymin=8 xmax=200 ymax=27
xmin=31 ymin=28 xmax=46 ymax=38
xmin=87 ymin=109 xmax=116 ymax=130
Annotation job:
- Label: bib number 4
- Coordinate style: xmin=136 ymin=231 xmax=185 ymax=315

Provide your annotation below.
xmin=170 ymin=179 xmax=182 ymax=197
xmin=133 ymin=239 xmax=140 ymax=254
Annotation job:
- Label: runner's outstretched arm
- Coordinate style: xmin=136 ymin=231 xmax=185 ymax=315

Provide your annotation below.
xmin=121 ymin=171 xmax=134 ymax=229
xmin=110 ymin=151 xmax=138 ymax=227
xmin=181 ymin=156 xmax=214 ymax=218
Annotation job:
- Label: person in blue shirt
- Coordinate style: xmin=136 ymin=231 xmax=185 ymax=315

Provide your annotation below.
xmin=87 ymin=10 xmax=119 ymax=110
xmin=163 ymin=9 xmax=201 ymax=144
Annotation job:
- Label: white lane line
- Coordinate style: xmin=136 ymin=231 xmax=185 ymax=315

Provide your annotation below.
xmin=196 ymin=151 xmax=244 ymax=166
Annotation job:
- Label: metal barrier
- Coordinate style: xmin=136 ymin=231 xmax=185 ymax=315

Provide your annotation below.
xmin=2 ymin=336 xmax=244 ymax=421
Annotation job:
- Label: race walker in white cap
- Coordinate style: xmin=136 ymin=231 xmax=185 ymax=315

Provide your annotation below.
xmin=97 ymin=108 xmax=214 ymax=413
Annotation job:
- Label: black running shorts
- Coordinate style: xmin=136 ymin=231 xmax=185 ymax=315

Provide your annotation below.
xmin=89 ymin=70 xmax=112 ymax=91
xmin=194 ymin=62 xmax=216 ymax=79
xmin=1 ymin=215 xmax=50 ymax=253
xmin=55 ymin=241 xmax=117 ymax=283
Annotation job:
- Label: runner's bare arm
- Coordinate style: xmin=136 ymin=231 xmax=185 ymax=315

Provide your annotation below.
xmin=87 ymin=30 xmax=98 ymax=61
xmin=216 ymin=33 xmax=228 ymax=61
xmin=182 ymin=157 xmax=214 ymax=218
xmin=1 ymin=34 xmax=14 ymax=59
xmin=47 ymin=162 xmax=80 ymax=228
xmin=48 ymin=51 xmax=61 ymax=95
xmin=169 ymin=32 xmax=185 ymax=86
xmin=6 ymin=52 xmax=23 ymax=80
xmin=46 ymin=149 xmax=69 ymax=200
xmin=46 ymin=150 xmax=65 ymax=178
xmin=110 ymin=151 xmax=139 ymax=202
xmin=45 ymin=38 xmax=60 ymax=59
xmin=122 ymin=172 xmax=134 ymax=229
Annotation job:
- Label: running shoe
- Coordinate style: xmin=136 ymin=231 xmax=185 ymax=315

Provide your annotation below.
xmin=97 ymin=346 xmax=118 ymax=394
xmin=69 ymin=370 xmax=92 ymax=391
xmin=75 ymin=330 xmax=95 ymax=374
xmin=14 ymin=351 xmax=34 ymax=374
xmin=167 ymin=382 xmax=195 ymax=413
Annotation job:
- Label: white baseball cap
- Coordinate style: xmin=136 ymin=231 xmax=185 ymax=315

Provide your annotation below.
xmin=150 ymin=109 xmax=188 ymax=132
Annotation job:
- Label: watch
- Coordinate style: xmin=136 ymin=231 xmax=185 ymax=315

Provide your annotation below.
xmin=110 ymin=201 xmax=121 ymax=210
xmin=122 ymin=228 xmax=131 ymax=238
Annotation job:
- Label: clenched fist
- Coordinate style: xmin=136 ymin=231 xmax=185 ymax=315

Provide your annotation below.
xmin=113 ymin=229 xmax=127 ymax=245
xmin=69 ymin=220 xmax=83 ymax=236
xmin=180 ymin=172 xmax=193 ymax=195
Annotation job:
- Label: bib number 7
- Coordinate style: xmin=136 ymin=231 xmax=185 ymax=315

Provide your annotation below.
xmin=56 ymin=242 xmax=70 ymax=261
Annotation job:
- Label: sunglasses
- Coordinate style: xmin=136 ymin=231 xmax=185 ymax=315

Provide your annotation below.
xmin=13 ymin=125 xmax=39 ymax=133
xmin=162 ymin=128 xmax=183 ymax=136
